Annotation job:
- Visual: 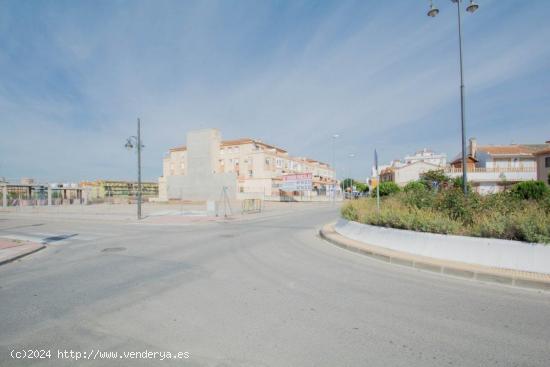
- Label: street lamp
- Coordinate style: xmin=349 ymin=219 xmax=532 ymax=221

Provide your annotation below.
xmin=125 ymin=118 xmax=144 ymax=220
xmin=332 ymin=134 xmax=339 ymax=204
xmin=427 ymin=0 xmax=478 ymax=195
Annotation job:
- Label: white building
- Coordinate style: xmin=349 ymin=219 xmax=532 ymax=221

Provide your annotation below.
xmin=446 ymin=138 xmax=544 ymax=194
xmin=378 ymin=148 xmax=447 ymax=187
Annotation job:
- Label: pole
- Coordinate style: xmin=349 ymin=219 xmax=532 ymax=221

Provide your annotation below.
xmin=137 ymin=118 xmax=142 ymax=220
xmin=376 ymin=178 xmax=380 ymax=212
xmin=456 ymin=1 xmax=468 ymax=194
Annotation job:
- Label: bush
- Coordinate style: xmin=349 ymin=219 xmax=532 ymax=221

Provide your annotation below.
xmin=450 ymin=176 xmax=473 ymax=192
xmin=402 ymin=183 xmax=435 ymax=209
xmin=341 ymin=184 xmax=550 ymax=244
xmin=377 ymin=181 xmax=400 ymax=196
xmin=404 ymin=181 xmax=428 ymax=192
xmin=420 ymin=169 xmax=449 ymax=190
xmin=511 ymin=181 xmax=549 ymax=200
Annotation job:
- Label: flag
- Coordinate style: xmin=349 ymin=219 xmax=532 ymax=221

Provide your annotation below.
xmin=374 ymin=149 xmax=379 ymax=173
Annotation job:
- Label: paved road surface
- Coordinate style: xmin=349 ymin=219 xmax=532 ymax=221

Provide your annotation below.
xmin=1 ymin=204 xmax=549 ymax=366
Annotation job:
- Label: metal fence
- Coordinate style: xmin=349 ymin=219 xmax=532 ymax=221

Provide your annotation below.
xmin=242 ymin=199 xmax=262 ymax=214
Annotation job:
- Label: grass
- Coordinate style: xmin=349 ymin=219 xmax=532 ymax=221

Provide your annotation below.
xmin=342 ymin=184 xmax=550 ymax=244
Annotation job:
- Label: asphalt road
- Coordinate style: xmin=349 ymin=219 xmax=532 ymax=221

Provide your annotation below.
xmin=1 ymin=204 xmax=549 ymax=366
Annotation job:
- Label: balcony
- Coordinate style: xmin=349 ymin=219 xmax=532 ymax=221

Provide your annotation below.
xmin=444 ymin=167 xmax=536 ymax=182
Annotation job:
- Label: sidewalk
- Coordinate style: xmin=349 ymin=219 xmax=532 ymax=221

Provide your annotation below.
xmin=0 ymin=238 xmax=45 ymax=266
xmin=320 ymin=223 xmax=550 ymax=291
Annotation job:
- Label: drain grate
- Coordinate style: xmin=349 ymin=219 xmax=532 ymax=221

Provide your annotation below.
xmin=220 ymin=234 xmax=237 ymax=238
xmin=101 ymin=247 xmax=126 ymax=253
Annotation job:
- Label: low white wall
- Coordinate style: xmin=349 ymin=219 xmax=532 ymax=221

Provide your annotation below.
xmin=335 ymin=219 xmax=550 ymax=274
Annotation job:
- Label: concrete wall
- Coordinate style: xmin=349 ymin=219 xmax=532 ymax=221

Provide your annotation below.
xmin=335 ymin=219 xmax=550 ymax=274
xmin=166 ymin=173 xmax=237 ymax=201
xmin=164 ymin=128 xmax=237 ymax=201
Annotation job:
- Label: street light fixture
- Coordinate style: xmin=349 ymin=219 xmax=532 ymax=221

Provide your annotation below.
xmin=466 ymin=1 xmax=479 ymax=13
xmin=427 ymin=1 xmax=439 ymax=17
xmin=125 ymin=118 xmax=144 ymax=220
xmin=427 ymin=0 xmax=478 ymax=195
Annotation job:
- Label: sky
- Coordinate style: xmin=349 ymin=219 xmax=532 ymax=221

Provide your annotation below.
xmin=1 ymin=0 xmax=549 ymax=182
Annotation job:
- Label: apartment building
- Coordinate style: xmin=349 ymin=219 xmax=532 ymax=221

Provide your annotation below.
xmin=447 ymin=138 xmax=547 ymax=194
xmin=159 ymin=130 xmax=336 ymax=200
xmin=379 ymin=149 xmax=447 ymax=186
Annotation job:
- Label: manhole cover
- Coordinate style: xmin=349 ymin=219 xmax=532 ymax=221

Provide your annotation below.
xmin=101 ymin=247 xmax=126 ymax=253
xmin=220 ymin=234 xmax=237 ymax=238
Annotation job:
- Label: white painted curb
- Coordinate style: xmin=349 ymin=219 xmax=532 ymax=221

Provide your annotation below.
xmin=335 ymin=219 xmax=550 ymax=275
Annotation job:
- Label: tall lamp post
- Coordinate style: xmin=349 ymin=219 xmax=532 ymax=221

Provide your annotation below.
xmin=331 ymin=134 xmax=339 ymax=204
xmin=427 ymin=0 xmax=479 ymax=194
xmin=125 ymin=118 xmax=144 ymax=220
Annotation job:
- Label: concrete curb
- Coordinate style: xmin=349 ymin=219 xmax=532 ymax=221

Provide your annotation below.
xmin=0 ymin=243 xmax=46 ymax=266
xmin=320 ymin=223 xmax=550 ymax=291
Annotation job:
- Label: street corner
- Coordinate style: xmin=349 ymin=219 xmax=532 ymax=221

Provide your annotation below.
xmin=0 ymin=238 xmax=45 ymax=266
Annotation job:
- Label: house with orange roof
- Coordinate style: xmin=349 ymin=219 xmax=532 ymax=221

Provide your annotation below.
xmin=446 ymin=138 xmax=548 ymax=194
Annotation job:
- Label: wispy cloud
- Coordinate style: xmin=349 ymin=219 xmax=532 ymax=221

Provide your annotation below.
xmin=0 ymin=0 xmax=548 ymax=181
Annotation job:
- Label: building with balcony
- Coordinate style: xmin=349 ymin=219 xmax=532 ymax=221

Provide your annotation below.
xmin=159 ymin=129 xmax=336 ymax=201
xmin=446 ymin=138 xmax=547 ymax=194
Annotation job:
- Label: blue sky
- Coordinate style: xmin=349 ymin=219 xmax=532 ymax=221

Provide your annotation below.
xmin=1 ymin=0 xmax=549 ymax=182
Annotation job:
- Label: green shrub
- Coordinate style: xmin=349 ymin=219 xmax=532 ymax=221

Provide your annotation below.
xmin=511 ymin=181 xmax=549 ymax=200
xmin=341 ymin=185 xmax=550 ymax=244
xmin=435 ymin=188 xmax=481 ymax=224
xmin=377 ymin=181 xmax=400 ymax=196
xmin=401 ymin=184 xmax=435 ymax=209
xmin=404 ymin=181 xmax=428 ymax=192
xmin=420 ymin=169 xmax=449 ymax=190
xmin=450 ymin=176 xmax=473 ymax=192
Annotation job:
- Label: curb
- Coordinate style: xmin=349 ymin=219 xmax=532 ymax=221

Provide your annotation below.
xmin=320 ymin=223 xmax=550 ymax=291
xmin=0 ymin=243 xmax=46 ymax=266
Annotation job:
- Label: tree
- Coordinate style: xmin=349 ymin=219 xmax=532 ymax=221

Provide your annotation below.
xmin=420 ymin=169 xmax=450 ymax=191
xmin=378 ymin=181 xmax=400 ymax=196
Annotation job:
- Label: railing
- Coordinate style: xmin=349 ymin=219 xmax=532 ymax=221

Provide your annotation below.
xmin=242 ymin=199 xmax=262 ymax=214
xmin=445 ymin=167 xmax=536 ymax=173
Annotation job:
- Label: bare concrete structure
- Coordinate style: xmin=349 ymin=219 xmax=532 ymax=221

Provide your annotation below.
xmin=163 ymin=129 xmax=237 ymax=201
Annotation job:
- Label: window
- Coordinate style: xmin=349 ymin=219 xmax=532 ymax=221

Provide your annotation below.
xmin=248 ymin=170 xmax=253 ymax=177
xmin=545 ymin=157 xmax=550 ymax=168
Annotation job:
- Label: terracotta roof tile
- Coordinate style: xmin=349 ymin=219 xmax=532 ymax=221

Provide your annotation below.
xmin=477 ymin=145 xmax=534 ymax=156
